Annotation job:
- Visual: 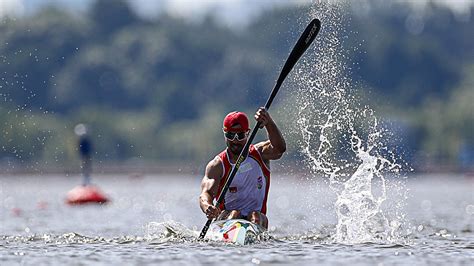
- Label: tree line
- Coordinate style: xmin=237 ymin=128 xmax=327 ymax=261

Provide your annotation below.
xmin=0 ymin=0 xmax=472 ymax=171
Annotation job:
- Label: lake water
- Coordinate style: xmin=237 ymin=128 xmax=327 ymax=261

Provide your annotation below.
xmin=1 ymin=173 xmax=473 ymax=265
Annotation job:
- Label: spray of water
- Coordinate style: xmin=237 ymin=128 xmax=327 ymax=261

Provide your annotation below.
xmin=289 ymin=1 xmax=408 ymax=244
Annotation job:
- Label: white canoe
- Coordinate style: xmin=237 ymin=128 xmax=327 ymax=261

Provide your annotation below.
xmin=205 ymin=219 xmax=266 ymax=245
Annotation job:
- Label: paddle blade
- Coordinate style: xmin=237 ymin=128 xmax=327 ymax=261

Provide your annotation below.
xmin=276 ymin=18 xmax=321 ymax=86
xmin=264 ymin=18 xmax=321 ymax=110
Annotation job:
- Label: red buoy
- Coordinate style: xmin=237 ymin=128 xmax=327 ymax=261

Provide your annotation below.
xmin=66 ymin=185 xmax=109 ymax=205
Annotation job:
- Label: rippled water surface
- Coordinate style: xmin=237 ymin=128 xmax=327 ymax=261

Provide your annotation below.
xmin=1 ymin=174 xmax=473 ymax=265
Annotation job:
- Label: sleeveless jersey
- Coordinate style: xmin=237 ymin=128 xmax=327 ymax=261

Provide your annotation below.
xmin=215 ymin=145 xmax=271 ymax=216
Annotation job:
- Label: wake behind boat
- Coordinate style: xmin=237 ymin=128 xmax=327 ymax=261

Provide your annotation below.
xmin=205 ymin=219 xmax=267 ymax=245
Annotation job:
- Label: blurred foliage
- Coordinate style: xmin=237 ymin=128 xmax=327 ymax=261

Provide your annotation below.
xmin=0 ymin=0 xmax=472 ymax=171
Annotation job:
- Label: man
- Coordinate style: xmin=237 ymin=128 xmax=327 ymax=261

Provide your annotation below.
xmin=74 ymin=123 xmax=93 ymax=186
xmin=67 ymin=124 xmax=109 ymax=205
xmin=199 ymin=108 xmax=286 ymax=228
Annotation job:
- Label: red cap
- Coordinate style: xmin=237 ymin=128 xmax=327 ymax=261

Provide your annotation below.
xmin=223 ymin=111 xmax=249 ymax=132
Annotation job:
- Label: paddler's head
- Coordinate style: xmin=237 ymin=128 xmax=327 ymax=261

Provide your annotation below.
xmin=74 ymin=123 xmax=88 ymax=136
xmin=223 ymin=111 xmax=250 ymax=155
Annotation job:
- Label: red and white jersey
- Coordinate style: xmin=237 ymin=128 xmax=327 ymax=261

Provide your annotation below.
xmin=214 ymin=145 xmax=271 ymax=216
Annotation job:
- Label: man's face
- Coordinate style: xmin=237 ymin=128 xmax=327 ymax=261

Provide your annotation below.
xmin=224 ymin=130 xmax=248 ymax=155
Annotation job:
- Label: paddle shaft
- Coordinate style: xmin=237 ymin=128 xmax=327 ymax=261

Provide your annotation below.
xmin=199 ymin=18 xmax=321 ymax=239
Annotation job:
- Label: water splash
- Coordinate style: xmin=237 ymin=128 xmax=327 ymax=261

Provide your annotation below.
xmin=145 ymin=221 xmax=197 ymax=243
xmin=289 ymin=2 xmax=408 ymax=244
xmin=1 ymin=232 xmax=146 ymax=245
xmin=145 ymin=221 xmax=272 ymax=245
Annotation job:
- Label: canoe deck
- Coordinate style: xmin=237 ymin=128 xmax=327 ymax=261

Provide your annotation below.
xmin=206 ymin=219 xmax=266 ymax=245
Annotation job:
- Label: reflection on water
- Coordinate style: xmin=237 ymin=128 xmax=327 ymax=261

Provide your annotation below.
xmin=0 ymin=174 xmax=472 ymax=265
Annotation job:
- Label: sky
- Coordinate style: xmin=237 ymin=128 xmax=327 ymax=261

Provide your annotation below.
xmin=0 ymin=0 xmax=473 ymax=27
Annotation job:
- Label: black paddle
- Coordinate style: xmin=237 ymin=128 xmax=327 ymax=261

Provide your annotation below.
xmin=199 ymin=18 xmax=321 ymax=239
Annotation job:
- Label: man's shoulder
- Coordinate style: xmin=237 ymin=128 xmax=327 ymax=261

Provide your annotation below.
xmin=207 ymin=155 xmax=222 ymax=168
xmin=207 ymin=155 xmax=222 ymax=170
xmin=205 ymin=156 xmax=224 ymax=180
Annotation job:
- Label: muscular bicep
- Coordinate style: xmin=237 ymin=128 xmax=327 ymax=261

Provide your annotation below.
xmin=200 ymin=157 xmax=223 ymax=198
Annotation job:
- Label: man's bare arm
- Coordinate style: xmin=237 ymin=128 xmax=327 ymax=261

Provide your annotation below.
xmin=254 ymin=108 xmax=286 ymax=162
xmin=199 ymin=157 xmax=223 ymax=218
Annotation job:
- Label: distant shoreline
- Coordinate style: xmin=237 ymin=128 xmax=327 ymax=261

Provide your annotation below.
xmin=0 ymin=161 xmax=472 ymax=177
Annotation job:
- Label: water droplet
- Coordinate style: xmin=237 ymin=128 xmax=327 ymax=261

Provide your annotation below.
xmin=251 ymin=258 xmax=261 ymax=264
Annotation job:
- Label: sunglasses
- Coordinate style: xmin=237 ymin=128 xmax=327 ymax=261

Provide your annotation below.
xmin=223 ymin=130 xmax=248 ymax=141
